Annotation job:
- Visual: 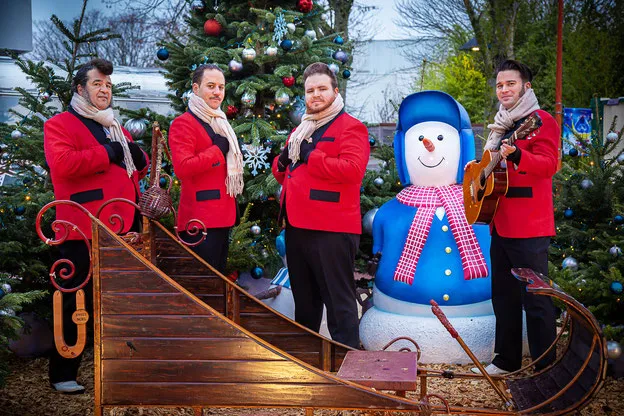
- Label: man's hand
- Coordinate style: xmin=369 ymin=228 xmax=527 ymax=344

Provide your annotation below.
xmin=299 ymin=140 xmax=315 ymax=163
xmin=500 ymin=139 xmax=521 ymax=164
xmin=277 ymin=144 xmax=291 ymax=172
xmin=105 ymin=142 xmax=124 ymax=165
xmin=127 ymin=142 xmax=147 ymax=170
xmin=212 ymin=134 xmax=230 ymax=156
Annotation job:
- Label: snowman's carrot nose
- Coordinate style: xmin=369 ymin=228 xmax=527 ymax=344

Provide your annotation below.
xmin=422 ymin=138 xmax=435 ymax=152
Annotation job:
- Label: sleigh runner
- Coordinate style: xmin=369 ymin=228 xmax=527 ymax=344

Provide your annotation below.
xmin=37 ymin=199 xmax=608 ymax=415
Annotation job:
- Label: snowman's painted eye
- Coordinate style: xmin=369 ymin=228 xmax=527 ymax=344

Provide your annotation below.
xmin=437 ymin=135 xmax=444 ymax=141
xmin=418 ymin=135 xmax=424 ymax=141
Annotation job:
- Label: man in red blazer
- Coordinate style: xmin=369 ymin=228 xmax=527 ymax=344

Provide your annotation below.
xmin=474 ymin=60 xmax=559 ymax=375
xmin=169 ymin=64 xmax=243 ymax=273
xmin=272 ymin=63 xmax=370 ymax=348
xmin=44 ymin=58 xmax=148 ymax=393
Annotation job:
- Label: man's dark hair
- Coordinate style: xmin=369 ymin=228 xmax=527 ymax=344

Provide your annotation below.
xmin=71 ymin=58 xmax=114 ymax=93
xmin=303 ymin=62 xmax=338 ymax=89
xmin=496 ymin=59 xmax=533 ymax=84
xmin=192 ymin=64 xmax=224 ymax=86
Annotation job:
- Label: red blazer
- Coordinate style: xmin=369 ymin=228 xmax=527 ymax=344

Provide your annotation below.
xmin=44 ymin=111 xmax=147 ymax=240
xmin=169 ymin=111 xmax=237 ymax=230
xmin=492 ymin=109 xmax=560 ymax=238
xmin=272 ymin=112 xmax=369 ymax=234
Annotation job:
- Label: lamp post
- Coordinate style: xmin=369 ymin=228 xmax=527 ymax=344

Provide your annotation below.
xmin=555 ymin=0 xmax=564 ymax=169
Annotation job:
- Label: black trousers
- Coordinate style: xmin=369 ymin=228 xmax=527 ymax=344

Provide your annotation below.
xmin=182 ymin=228 xmax=230 ymax=274
xmin=285 ymin=225 xmax=360 ymax=348
xmin=490 ymin=228 xmax=557 ymax=371
xmin=48 ymin=240 xmax=92 ymax=384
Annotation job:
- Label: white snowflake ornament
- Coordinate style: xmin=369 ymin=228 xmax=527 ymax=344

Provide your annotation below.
xmin=242 ymin=144 xmax=271 ymax=176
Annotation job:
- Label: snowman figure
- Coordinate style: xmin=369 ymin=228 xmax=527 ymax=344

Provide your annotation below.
xmin=360 ymin=91 xmax=495 ymax=364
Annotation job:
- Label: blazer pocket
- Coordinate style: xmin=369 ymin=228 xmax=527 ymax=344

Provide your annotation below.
xmin=196 ymin=189 xmax=221 ymax=201
xmin=318 ymin=136 xmax=335 ymax=142
xmin=70 ymin=189 xmax=104 ymax=204
xmin=310 ymin=189 xmax=340 ymax=203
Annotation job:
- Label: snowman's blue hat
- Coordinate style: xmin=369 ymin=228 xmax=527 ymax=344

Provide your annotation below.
xmin=394 ymin=91 xmax=475 ymax=185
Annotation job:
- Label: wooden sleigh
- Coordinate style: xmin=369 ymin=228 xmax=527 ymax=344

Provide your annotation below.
xmin=37 ymin=200 xmax=608 ymax=415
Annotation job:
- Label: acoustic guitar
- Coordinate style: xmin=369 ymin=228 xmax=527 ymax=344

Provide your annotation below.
xmin=463 ymin=111 xmax=543 ymax=225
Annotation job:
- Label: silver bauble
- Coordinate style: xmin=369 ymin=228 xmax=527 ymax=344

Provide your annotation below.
xmin=251 ymin=225 xmax=261 ymax=235
xmin=328 ymin=63 xmax=339 ymax=74
xmin=1 ymin=283 xmax=11 ymax=294
xmin=373 ymin=177 xmax=384 ymax=186
xmin=265 ymin=46 xmax=278 ymax=57
xmin=609 ymin=245 xmax=622 ymax=257
xmin=275 ymin=91 xmax=290 ymax=106
xmin=618 ymin=154 xmax=624 ymax=164
xmin=190 ymin=0 xmax=204 ymax=12
xmin=275 ymin=185 xmax=283 ymax=199
xmin=123 ymin=118 xmax=148 ymax=139
xmin=286 ymin=23 xmax=296 ymax=34
xmin=580 ymin=179 xmax=594 ymax=189
xmin=606 ymin=132 xmax=618 ymax=143
xmin=242 ymin=48 xmax=257 ymax=61
xmin=41 ymin=91 xmax=51 ymax=102
xmin=607 ymin=340 xmax=622 ymax=360
xmin=562 ymin=256 xmax=579 ymax=271
xmin=229 ymin=59 xmax=243 ymax=72
xmin=182 ymin=90 xmax=191 ymax=104
xmin=304 ymin=29 xmax=317 ymax=40
xmin=0 ymin=308 xmax=15 ymax=316
xmin=362 ymin=208 xmax=379 ymax=235
xmin=10 ymin=129 xmax=22 ymax=139
xmin=241 ymin=91 xmax=256 ymax=107
xmin=288 ymin=100 xmax=306 ymax=125
xmin=261 ymin=249 xmax=269 ymax=259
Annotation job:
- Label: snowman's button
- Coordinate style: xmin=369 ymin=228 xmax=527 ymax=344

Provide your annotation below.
xmin=445 ymin=269 xmax=451 ymax=276
xmin=443 ymin=294 xmax=450 ymax=301
xmin=445 ymin=247 xmax=452 ymax=254
xmin=442 ymin=225 xmax=449 ymax=232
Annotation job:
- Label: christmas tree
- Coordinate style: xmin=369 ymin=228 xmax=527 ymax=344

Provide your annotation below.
xmin=157 ymin=0 xmax=353 ymax=277
xmin=550 ymin=107 xmax=624 ymax=344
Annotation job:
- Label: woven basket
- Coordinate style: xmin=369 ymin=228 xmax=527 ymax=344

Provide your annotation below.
xmin=138 ymin=122 xmax=174 ymax=220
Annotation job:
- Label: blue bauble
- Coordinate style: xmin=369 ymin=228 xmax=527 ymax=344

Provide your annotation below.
xmin=22 ymin=177 xmax=32 ymax=186
xmin=276 ymin=230 xmax=286 ymax=257
xmin=156 ymin=48 xmax=169 ymax=61
xmin=342 ymin=69 xmax=351 ymax=79
xmin=281 ymin=39 xmax=293 ymax=51
xmin=333 ymin=35 xmax=344 ymax=45
xmin=568 ymin=148 xmax=579 ymax=157
xmin=159 ymin=177 xmax=167 ymax=187
xmin=610 ymin=281 xmax=623 ymax=294
xmin=614 ymin=215 xmax=624 ymax=224
xmin=250 ymin=266 xmax=264 ymax=279
xmin=369 ymin=137 xmax=376 ymax=147
xmin=564 ymin=208 xmax=574 ymax=219
xmin=14 ymin=206 xmax=25 ymax=215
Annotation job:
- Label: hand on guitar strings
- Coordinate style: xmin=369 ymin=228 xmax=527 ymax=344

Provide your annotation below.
xmin=499 ymin=139 xmax=517 ymax=159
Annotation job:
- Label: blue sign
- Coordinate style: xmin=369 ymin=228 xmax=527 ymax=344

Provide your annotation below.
xmin=562 ymin=108 xmax=592 ymax=154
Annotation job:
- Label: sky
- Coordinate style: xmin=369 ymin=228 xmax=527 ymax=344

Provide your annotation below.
xmin=31 ymin=0 xmax=404 ymax=40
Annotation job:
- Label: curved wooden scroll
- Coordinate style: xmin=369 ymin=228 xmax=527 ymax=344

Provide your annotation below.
xmin=53 ymin=289 xmax=89 ymax=358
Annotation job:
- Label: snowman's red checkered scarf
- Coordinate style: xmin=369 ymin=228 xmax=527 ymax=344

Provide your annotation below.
xmin=394 ymin=185 xmax=488 ymax=284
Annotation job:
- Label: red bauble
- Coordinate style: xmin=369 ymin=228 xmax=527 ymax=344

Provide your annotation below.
xmin=204 ymin=19 xmax=223 ymax=36
xmin=227 ymin=270 xmax=239 ymax=282
xmin=282 ymin=76 xmax=295 ymax=87
xmin=297 ymin=0 xmax=313 ymax=13
xmin=226 ymin=105 xmax=239 ymax=118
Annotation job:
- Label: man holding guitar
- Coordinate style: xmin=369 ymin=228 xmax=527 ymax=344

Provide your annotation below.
xmin=474 ymin=60 xmax=560 ymax=375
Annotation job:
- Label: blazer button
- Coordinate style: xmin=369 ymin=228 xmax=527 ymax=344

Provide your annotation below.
xmin=288 ymin=174 xmax=292 ymax=179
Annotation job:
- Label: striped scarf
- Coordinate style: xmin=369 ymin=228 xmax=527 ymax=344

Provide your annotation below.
xmin=393 ymin=185 xmax=488 ymax=285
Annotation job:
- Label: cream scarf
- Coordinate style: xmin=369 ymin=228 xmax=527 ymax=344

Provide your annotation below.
xmin=70 ymin=93 xmax=136 ymax=177
xmin=188 ymin=93 xmax=244 ymax=197
xmin=288 ymin=93 xmax=344 ymax=162
xmin=484 ymin=88 xmax=540 ymax=151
